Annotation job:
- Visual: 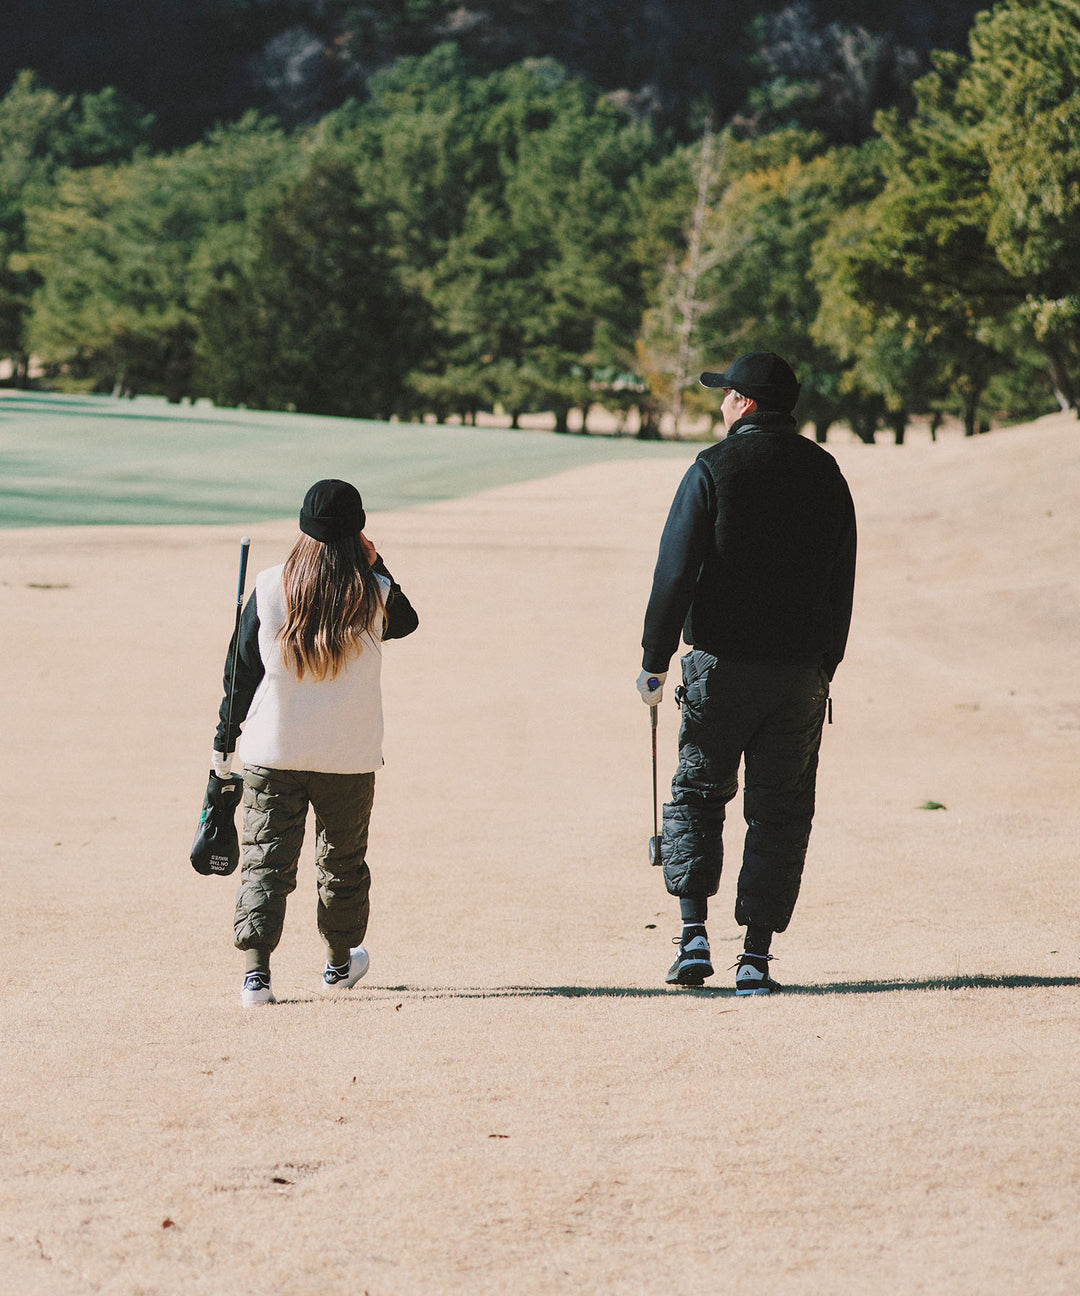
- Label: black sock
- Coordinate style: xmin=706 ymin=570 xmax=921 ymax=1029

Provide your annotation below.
xmin=679 ymin=895 xmax=708 ymax=924
xmin=744 ymin=924 xmax=773 ymax=956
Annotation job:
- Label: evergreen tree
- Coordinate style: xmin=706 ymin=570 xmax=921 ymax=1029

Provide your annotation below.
xmin=197 ymin=157 xmax=427 ymax=417
xmin=961 ymin=0 xmax=1080 ymax=411
xmin=23 ymin=113 xmax=297 ymax=397
xmin=810 ymin=59 xmax=1025 ymax=437
xmin=0 ymin=71 xmax=151 ymax=382
xmin=635 ymin=127 xmax=721 ymax=438
xmin=642 ymin=128 xmax=877 ymax=440
xmin=336 ymin=50 xmax=661 ymax=428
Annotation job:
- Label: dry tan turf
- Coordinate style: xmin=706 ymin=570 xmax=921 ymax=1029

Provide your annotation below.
xmin=2 ymin=412 xmax=1079 ymax=1294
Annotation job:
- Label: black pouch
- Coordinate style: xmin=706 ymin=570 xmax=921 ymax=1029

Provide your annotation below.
xmin=190 ymin=772 xmax=244 ymax=876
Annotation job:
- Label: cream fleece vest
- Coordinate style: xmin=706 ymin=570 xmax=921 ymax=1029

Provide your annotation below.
xmin=237 ymin=564 xmax=389 ymax=775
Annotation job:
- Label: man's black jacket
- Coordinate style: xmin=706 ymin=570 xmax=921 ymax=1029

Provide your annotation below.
xmin=642 ymin=411 xmax=856 ymax=678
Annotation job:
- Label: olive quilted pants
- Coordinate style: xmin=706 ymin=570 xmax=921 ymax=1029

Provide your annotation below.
xmin=234 ymin=765 xmax=375 ymax=966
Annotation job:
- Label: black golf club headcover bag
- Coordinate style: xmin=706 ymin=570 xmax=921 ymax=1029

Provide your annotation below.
xmin=190 ymin=772 xmax=245 ymax=876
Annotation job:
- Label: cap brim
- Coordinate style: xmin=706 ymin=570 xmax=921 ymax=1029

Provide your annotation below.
xmin=699 ymin=371 xmax=728 ymax=388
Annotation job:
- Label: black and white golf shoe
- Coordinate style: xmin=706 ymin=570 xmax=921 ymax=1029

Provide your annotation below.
xmin=733 ymin=952 xmax=782 ymax=996
xmin=666 ymin=927 xmax=714 ymax=987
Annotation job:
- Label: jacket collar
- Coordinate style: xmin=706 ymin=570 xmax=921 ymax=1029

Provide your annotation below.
xmin=727 ymin=410 xmax=798 ymax=437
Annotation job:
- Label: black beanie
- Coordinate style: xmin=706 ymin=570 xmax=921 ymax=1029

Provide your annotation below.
xmin=299 ymin=479 xmax=366 ymax=542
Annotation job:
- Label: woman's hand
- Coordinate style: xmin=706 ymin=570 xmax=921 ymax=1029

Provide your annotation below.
xmin=359 ymin=532 xmax=377 ymax=565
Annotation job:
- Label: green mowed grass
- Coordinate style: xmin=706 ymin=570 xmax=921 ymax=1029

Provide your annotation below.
xmin=0 ymin=391 xmax=693 ymax=527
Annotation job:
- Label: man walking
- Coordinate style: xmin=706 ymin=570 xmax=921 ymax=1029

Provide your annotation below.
xmin=637 ymin=352 xmax=856 ymax=993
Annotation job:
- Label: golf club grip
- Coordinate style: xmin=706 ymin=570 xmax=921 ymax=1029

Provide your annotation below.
xmin=236 ymin=537 xmax=250 ymax=602
xmin=223 ymin=538 xmax=251 ymax=754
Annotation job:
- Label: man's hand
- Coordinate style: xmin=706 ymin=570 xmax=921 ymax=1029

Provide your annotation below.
xmin=212 ymin=750 xmax=234 ymax=779
xmin=636 ymin=669 xmax=667 ymax=706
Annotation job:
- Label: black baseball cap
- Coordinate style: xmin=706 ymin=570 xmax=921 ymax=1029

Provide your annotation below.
xmin=299 ymin=479 xmax=366 ymax=542
xmin=700 ymin=351 xmax=801 ymax=412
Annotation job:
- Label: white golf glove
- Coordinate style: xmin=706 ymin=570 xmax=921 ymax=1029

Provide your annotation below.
xmin=212 ymin=750 xmax=234 ymax=779
xmin=636 ymin=669 xmax=667 ymax=705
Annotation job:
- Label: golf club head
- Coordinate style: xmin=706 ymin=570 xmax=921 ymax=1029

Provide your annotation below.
xmin=648 ymin=835 xmax=662 ymax=866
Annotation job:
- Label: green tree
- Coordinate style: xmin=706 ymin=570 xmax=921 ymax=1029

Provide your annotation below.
xmin=197 ymin=157 xmax=427 ymax=417
xmin=0 ymin=71 xmax=152 ymax=382
xmin=487 ymin=61 xmax=660 ymax=432
xmin=645 ymin=128 xmax=878 ymax=440
xmin=22 ymin=113 xmax=298 ymax=398
xmin=961 ymin=0 xmax=1080 ymax=410
xmin=811 ymin=59 xmax=1022 ymax=437
xmin=316 ymin=45 xmax=492 ymax=419
xmin=622 ymin=142 xmax=702 ymax=436
xmin=358 ymin=53 xmax=661 ymax=430
xmin=811 ymin=4 xmax=1080 ymax=429
xmin=635 ymin=127 xmax=722 ymax=437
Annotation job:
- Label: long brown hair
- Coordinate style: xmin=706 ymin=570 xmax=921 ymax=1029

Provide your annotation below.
xmin=278 ymin=532 xmax=384 ymax=680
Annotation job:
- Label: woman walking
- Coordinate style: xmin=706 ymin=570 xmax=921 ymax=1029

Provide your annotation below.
xmin=211 ymin=479 xmax=419 ymax=1006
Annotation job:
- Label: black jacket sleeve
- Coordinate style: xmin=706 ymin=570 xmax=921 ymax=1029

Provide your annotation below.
xmin=214 ymin=590 xmax=264 ymax=753
xmin=373 ymin=555 xmax=419 ymax=641
xmin=823 ymin=503 xmax=857 ymax=680
xmin=641 ymin=460 xmax=714 ymax=674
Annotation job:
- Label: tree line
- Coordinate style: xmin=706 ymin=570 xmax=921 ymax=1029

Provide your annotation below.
xmin=2 ymin=0 xmax=1078 ymax=441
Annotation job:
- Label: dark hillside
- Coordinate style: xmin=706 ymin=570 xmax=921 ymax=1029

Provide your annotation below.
xmin=2 ymin=0 xmax=986 ymax=145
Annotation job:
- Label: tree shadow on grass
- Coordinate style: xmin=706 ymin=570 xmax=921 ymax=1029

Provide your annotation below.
xmin=366 ymin=974 xmax=1080 ymax=1001
xmin=0 ymin=398 xmax=286 ymax=431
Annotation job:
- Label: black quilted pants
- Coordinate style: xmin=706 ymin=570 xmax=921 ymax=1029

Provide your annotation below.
xmin=661 ymin=651 xmax=829 ymax=933
xmin=234 ymin=765 xmax=375 ymax=965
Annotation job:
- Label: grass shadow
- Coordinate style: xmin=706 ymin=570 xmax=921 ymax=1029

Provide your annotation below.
xmin=782 ymin=973 xmax=1080 ymax=995
xmin=366 ymin=974 xmax=1080 ymax=1001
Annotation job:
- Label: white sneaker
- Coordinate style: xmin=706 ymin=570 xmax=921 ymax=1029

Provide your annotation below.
xmin=323 ymin=945 xmax=370 ymax=989
xmin=240 ymin=971 xmax=275 ymax=1006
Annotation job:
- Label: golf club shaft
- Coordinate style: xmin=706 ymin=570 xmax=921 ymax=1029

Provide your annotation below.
xmin=222 ymin=537 xmax=251 ymax=762
xmin=650 ymin=704 xmax=659 ymax=846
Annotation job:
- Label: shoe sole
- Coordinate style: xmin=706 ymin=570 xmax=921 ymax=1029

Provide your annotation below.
xmin=666 ymin=960 xmax=714 ymax=987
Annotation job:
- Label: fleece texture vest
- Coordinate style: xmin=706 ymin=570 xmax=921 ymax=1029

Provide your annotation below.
xmin=236 ymin=564 xmax=390 ymax=775
xmin=642 ymin=414 xmax=856 ymax=675
xmin=688 ymin=422 xmax=854 ymax=667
